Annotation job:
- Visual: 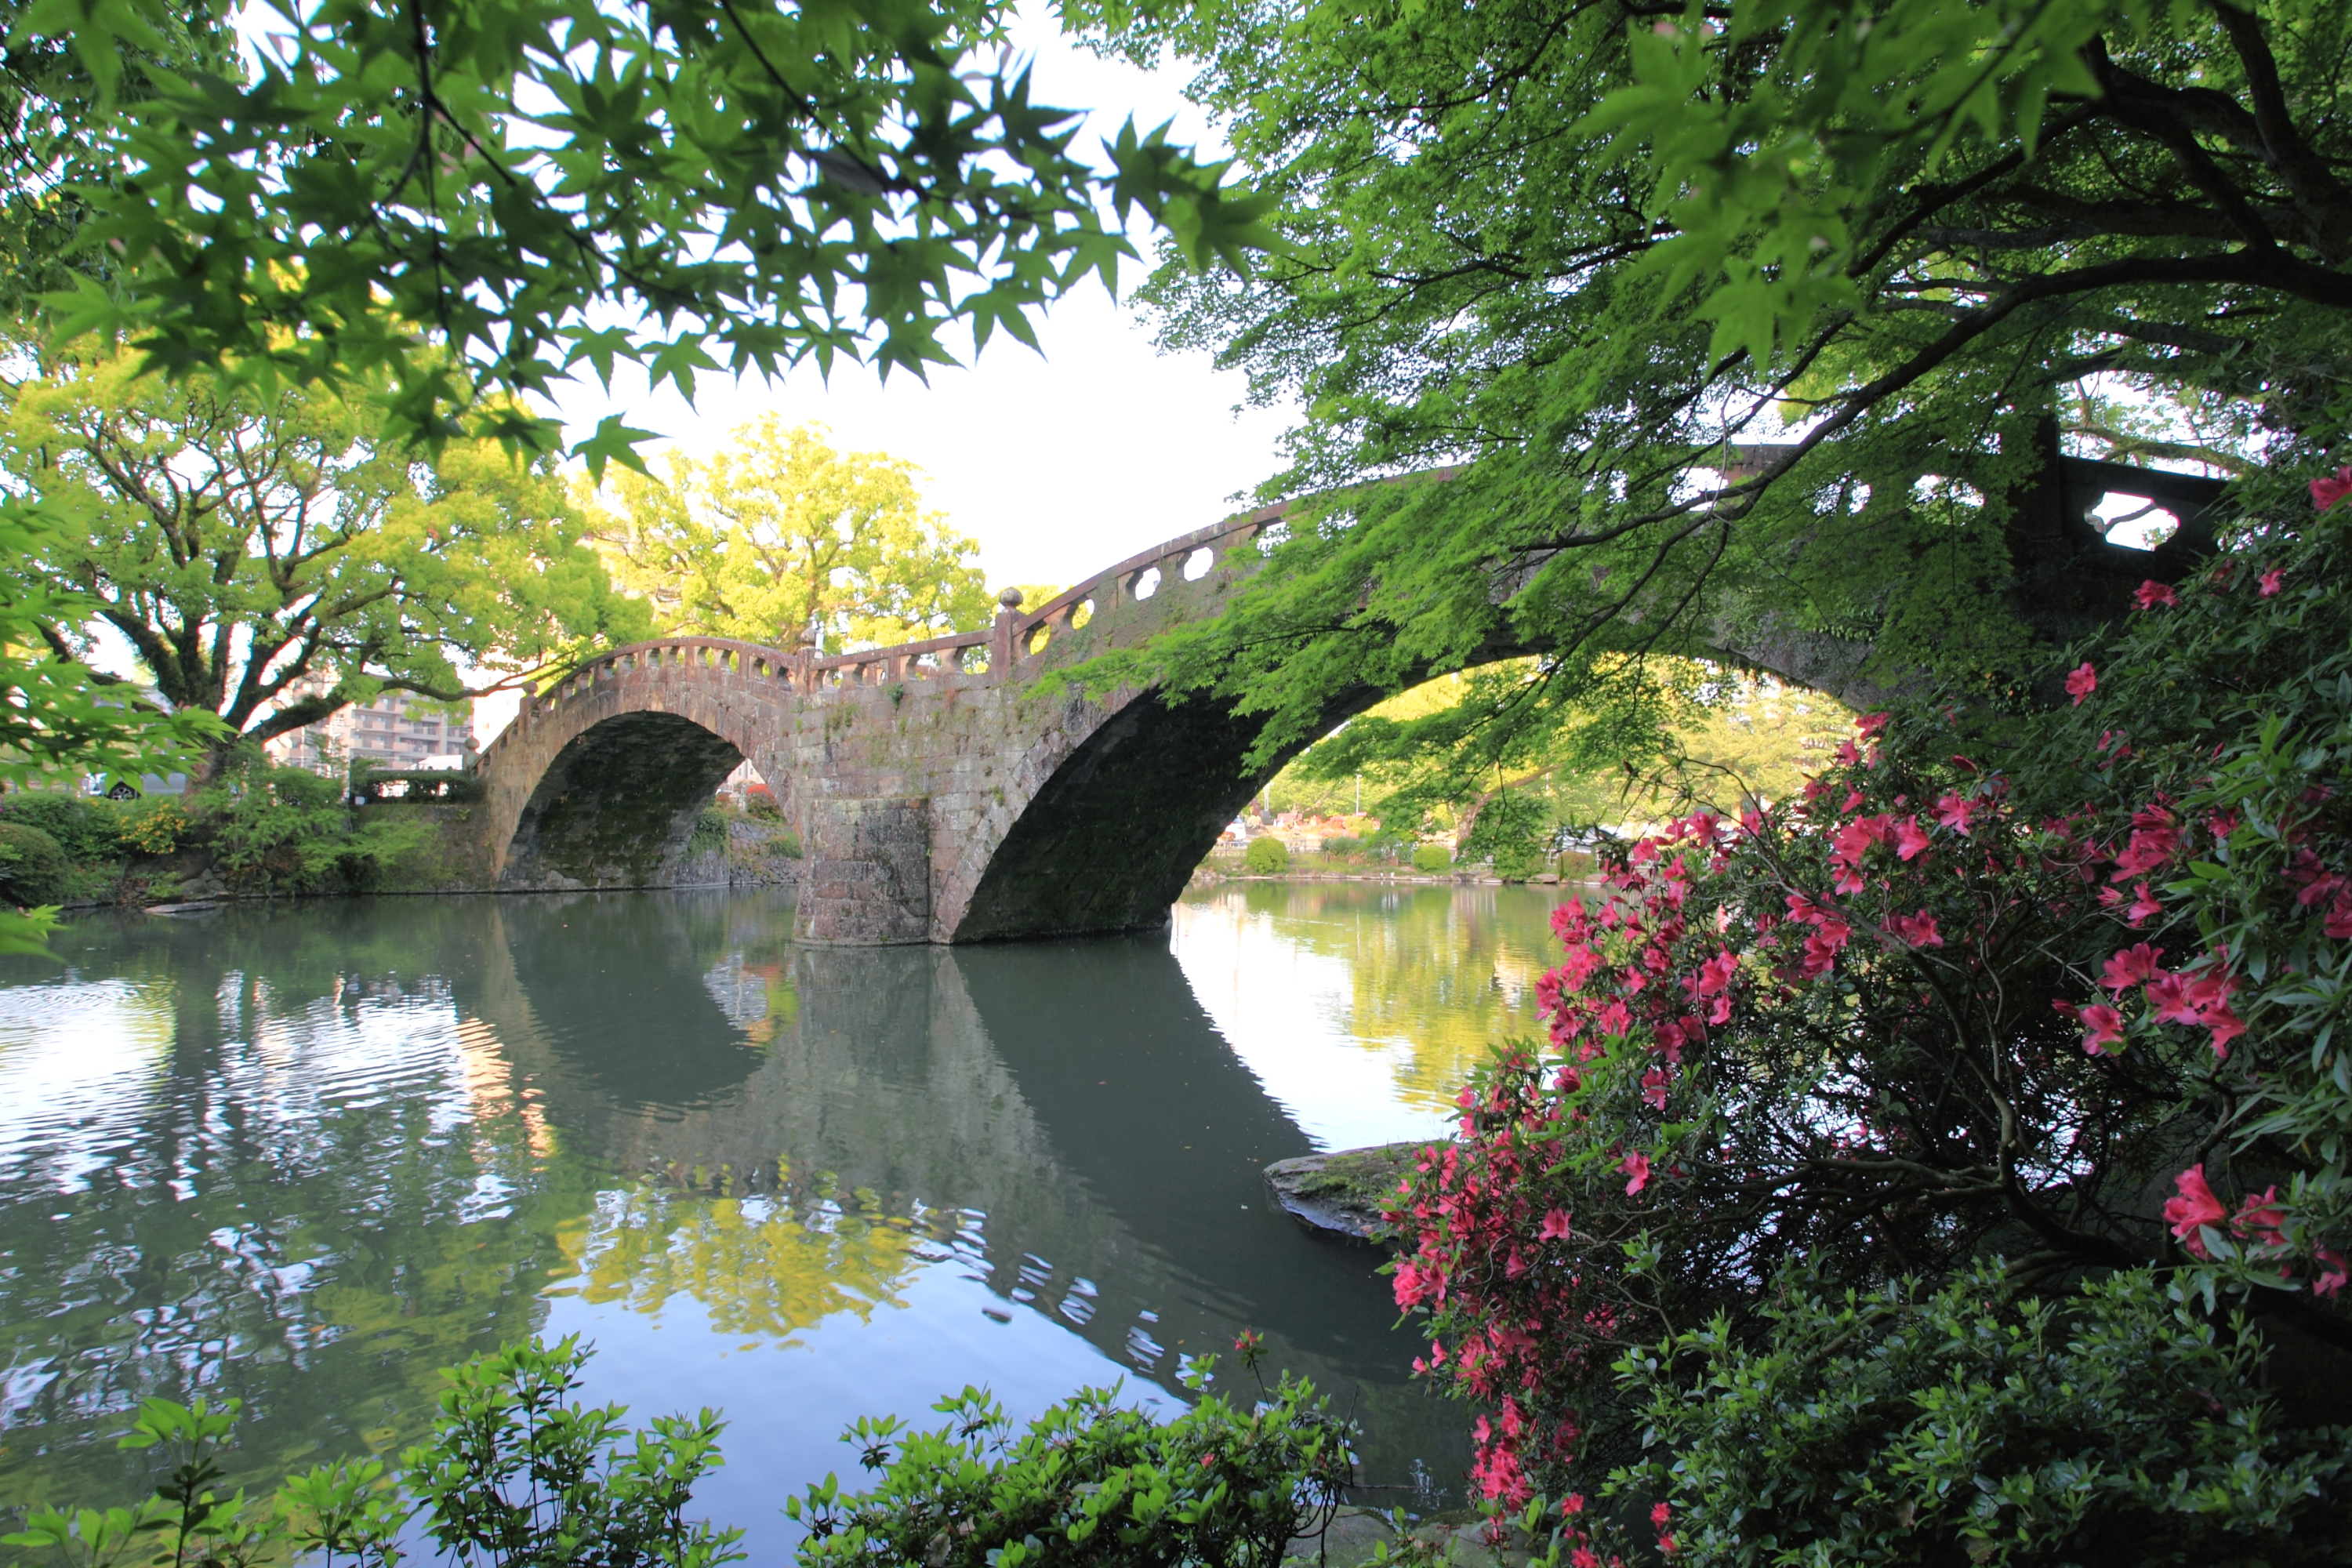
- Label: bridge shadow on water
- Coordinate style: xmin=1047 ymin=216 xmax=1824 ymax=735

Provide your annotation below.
xmin=466 ymin=891 xmax=1467 ymax=1495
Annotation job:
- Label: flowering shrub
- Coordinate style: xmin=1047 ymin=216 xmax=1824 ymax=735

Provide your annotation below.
xmin=1388 ymin=461 xmax=2352 ymax=1557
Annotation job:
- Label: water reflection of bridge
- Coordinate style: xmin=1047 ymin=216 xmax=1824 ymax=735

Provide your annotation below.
xmin=462 ymin=891 xmax=1466 ymax=1490
xmin=0 ymin=891 xmax=1466 ymax=1507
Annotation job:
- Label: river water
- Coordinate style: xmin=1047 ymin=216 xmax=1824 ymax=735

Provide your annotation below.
xmin=0 ymin=882 xmax=1567 ymax=1552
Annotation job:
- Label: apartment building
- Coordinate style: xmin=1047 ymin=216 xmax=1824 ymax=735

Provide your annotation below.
xmin=265 ymin=678 xmax=475 ymax=774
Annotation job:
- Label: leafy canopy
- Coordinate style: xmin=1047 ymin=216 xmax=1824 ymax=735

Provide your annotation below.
xmin=0 ymin=338 xmax=649 ymax=749
xmin=1076 ymin=0 xmax=2352 ymax=761
xmin=17 ymin=0 xmax=1279 ymax=474
xmin=582 ymin=417 xmax=990 ymax=653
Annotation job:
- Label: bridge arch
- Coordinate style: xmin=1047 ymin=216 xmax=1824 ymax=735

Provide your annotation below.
xmin=482 ymin=640 xmax=797 ymax=891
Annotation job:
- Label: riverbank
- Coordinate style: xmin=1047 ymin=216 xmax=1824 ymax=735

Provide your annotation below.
xmin=7 ymin=788 xmax=804 ymax=911
xmin=1193 ymin=866 xmax=1582 ymax=888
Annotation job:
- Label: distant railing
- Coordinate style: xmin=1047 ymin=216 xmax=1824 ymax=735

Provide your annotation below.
xmin=481 ymin=501 xmax=1299 ymax=760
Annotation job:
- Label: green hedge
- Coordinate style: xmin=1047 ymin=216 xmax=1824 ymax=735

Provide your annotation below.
xmin=1243 ymin=835 xmax=1290 ymax=873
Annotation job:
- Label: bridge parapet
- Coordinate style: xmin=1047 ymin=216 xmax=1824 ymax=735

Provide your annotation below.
xmin=474 ymin=500 xmax=1307 ymax=942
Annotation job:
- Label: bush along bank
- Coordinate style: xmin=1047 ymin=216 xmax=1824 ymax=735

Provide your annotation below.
xmin=0 ymin=753 xmax=804 ymax=909
xmin=1200 ymin=837 xmax=1599 ymax=886
xmin=0 ymin=753 xmax=456 ymax=906
xmin=1386 ymin=465 xmax=2352 ymax=1561
xmin=3 ymin=1338 xmax=1352 ymax=1568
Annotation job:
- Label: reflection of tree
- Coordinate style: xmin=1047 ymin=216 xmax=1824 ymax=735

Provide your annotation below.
xmin=0 ymin=907 xmax=594 ymax=1508
xmin=1175 ymin=884 xmax=1560 ymax=1114
xmin=554 ymin=1183 xmax=925 ymax=1343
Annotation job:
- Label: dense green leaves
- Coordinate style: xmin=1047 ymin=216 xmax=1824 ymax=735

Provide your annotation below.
xmin=582 ymin=417 xmax=990 ymax=652
xmin=786 ymin=1359 xmax=1348 ymax=1568
xmin=1612 ymin=1265 xmax=2352 ymax=1565
xmin=16 ymin=0 xmax=1276 ymax=467
xmin=1078 ymin=0 xmax=2352 ymax=770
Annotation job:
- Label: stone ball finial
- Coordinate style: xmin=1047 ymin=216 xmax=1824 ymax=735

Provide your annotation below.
xmin=997 ymin=586 xmax=1025 ymax=609
xmin=795 ymin=628 xmax=817 ymax=648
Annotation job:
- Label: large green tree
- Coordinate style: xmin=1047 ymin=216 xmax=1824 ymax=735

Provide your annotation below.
xmin=1077 ymin=0 xmax=2352 ymax=756
xmin=0 ymin=339 xmax=648 ymax=753
xmin=583 ymin=418 xmax=991 ymax=653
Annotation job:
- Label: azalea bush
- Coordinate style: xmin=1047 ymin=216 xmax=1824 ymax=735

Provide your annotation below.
xmin=1387 ymin=461 xmax=2352 ymax=1560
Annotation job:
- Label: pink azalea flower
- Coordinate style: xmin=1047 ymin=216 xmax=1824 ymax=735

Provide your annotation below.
xmin=1621 ymin=1150 xmax=1652 ymax=1195
xmin=2164 ymin=1164 xmax=2227 ymax=1258
xmin=2147 ymin=972 xmax=2201 ymax=1026
xmin=2127 ymin=881 xmax=2164 ymax=925
xmin=2133 ymin=579 xmax=2178 ymax=610
xmin=2317 ymin=1250 xmax=2347 ymax=1298
xmin=1692 ymin=949 xmax=1739 ymax=997
xmin=2231 ymin=1187 xmax=2286 ymax=1247
xmin=1933 ymin=792 xmax=1977 ymax=833
xmin=1893 ymin=815 xmax=1933 ymax=861
xmin=2259 ymin=567 xmax=2284 ymax=597
xmin=2327 ymin=890 xmax=2352 ymax=940
xmin=2065 ymin=662 xmax=2097 ymax=706
xmin=2100 ymin=942 xmax=2165 ymax=992
xmin=2205 ymin=1006 xmax=2246 ymax=1058
xmin=1641 ymin=1069 xmax=1668 ymax=1109
xmin=2080 ymin=1003 xmax=2125 ymax=1054
xmin=1888 ymin=910 xmax=1942 ymax=948
xmin=2310 ymin=465 xmax=2352 ymax=513
xmin=1537 ymin=1208 xmax=1573 ymax=1241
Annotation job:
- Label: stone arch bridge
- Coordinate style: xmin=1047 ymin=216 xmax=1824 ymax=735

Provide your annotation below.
xmin=480 ymin=500 xmax=1388 ymax=946
xmin=477 ymin=452 xmax=2226 ymax=946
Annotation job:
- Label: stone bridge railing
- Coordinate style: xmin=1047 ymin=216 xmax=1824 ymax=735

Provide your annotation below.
xmin=478 ymin=499 xmax=1296 ymax=770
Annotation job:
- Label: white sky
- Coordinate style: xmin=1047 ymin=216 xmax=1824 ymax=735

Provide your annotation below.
xmin=546 ymin=5 xmax=1294 ymax=593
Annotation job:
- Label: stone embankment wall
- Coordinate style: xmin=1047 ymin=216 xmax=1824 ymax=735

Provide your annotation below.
xmin=678 ymin=817 xmax=804 ymax=891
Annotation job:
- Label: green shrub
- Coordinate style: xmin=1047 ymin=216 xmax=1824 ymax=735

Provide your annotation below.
xmin=744 ymin=784 xmax=781 ymax=818
xmin=788 ymin=1356 xmax=1348 ymax=1568
xmin=2 ymin=1338 xmax=738 ymax=1568
xmin=3 ymin=1341 xmax=1349 ymax=1568
xmin=0 ymin=822 xmax=71 ymax=906
xmin=1243 ymin=834 xmax=1290 ymax=873
xmin=1410 ymin=843 xmax=1451 ymax=873
xmin=1609 ymin=1261 xmax=2352 ymax=1563
xmin=1319 ymin=834 xmax=1360 ymax=856
xmin=688 ymin=806 xmax=728 ymax=858
xmin=200 ymin=752 xmax=429 ymax=895
xmin=117 ymin=798 xmax=187 ymax=856
xmin=0 ymin=791 xmax=122 ymax=862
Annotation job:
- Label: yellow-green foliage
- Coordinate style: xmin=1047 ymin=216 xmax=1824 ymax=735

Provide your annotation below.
xmin=0 ymin=339 xmax=648 ymax=745
xmin=583 ymin=417 xmax=992 ymax=654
